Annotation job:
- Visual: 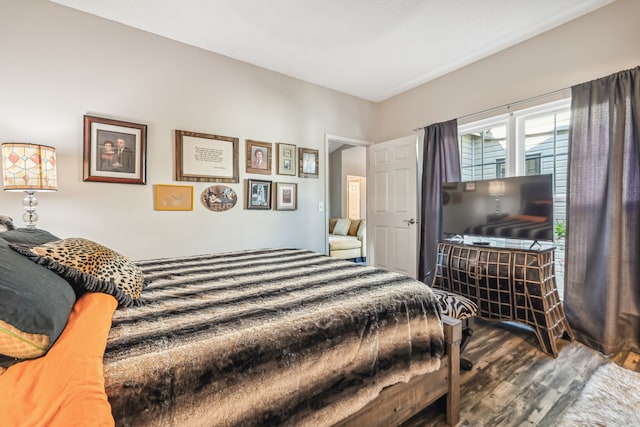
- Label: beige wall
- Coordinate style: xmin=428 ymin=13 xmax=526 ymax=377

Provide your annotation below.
xmin=377 ymin=0 xmax=640 ymax=141
xmin=0 ymin=0 xmax=377 ymax=259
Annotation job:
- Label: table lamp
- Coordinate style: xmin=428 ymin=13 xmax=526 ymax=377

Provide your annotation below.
xmin=488 ymin=179 xmax=505 ymax=214
xmin=2 ymin=143 xmax=57 ymax=228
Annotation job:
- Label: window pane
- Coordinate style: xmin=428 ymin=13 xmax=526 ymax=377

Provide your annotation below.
xmin=523 ymin=110 xmax=569 ymax=290
xmin=459 ymin=124 xmax=507 ymax=181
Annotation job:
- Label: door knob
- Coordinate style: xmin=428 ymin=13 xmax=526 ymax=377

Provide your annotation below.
xmin=403 ymin=218 xmax=418 ymax=225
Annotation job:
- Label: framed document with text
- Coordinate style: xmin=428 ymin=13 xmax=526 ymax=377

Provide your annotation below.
xmin=175 ymin=130 xmax=239 ymax=183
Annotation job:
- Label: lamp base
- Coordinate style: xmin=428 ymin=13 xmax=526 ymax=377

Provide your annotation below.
xmin=22 ymin=191 xmax=39 ymax=228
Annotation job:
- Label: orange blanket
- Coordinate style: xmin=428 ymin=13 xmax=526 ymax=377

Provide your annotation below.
xmin=0 ymin=293 xmax=117 ymax=427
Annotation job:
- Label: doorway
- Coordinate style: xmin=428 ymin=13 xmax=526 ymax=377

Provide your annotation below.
xmin=324 ymin=135 xmax=371 ymax=256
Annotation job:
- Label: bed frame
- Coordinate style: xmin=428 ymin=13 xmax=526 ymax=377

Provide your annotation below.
xmin=337 ymin=316 xmax=462 ymax=427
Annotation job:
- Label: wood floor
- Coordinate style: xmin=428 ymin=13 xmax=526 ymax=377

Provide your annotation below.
xmin=401 ymin=319 xmax=640 ymax=427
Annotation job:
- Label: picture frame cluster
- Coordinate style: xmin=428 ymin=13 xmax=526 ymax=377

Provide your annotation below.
xmin=83 ymin=115 xmax=314 ymax=213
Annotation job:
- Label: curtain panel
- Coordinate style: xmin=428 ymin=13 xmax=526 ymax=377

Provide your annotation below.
xmin=565 ymin=66 xmax=640 ymax=355
xmin=418 ymin=119 xmax=460 ymax=285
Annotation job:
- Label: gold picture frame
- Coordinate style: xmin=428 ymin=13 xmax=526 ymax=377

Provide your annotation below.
xmin=175 ymin=130 xmax=239 ymax=183
xmin=298 ymin=147 xmax=319 ymax=178
xmin=246 ymin=140 xmax=272 ymax=175
xmin=274 ymin=182 xmax=297 ymax=210
xmin=154 ymin=184 xmax=193 ymax=211
xmin=276 ymin=143 xmax=296 ymax=176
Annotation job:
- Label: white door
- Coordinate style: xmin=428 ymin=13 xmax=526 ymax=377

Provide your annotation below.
xmin=367 ymin=135 xmax=419 ymax=278
xmin=347 ymin=178 xmax=361 ymax=219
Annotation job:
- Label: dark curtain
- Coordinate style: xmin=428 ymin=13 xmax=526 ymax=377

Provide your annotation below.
xmin=565 ymin=66 xmax=640 ymax=355
xmin=418 ymin=119 xmax=460 ymax=285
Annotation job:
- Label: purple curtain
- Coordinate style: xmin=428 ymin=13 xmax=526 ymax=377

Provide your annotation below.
xmin=418 ymin=119 xmax=460 ymax=284
xmin=565 ymin=66 xmax=640 ymax=354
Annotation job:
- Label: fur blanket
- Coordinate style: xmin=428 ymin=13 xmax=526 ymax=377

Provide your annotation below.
xmin=104 ymin=248 xmax=445 ymax=427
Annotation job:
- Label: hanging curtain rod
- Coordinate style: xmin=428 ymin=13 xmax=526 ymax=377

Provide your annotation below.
xmin=413 ymin=86 xmax=571 ymax=131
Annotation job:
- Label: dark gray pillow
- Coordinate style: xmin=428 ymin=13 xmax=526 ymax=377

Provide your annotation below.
xmin=0 ymin=237 xmax=75 ymax=368
xmin=0 ymin=228 xmax=60 ymax=245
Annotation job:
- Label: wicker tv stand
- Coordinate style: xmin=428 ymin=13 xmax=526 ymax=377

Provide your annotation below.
xmin=432 ymin=240 xmax=574 ymax=357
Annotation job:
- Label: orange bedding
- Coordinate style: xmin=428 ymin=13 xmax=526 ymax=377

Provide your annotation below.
xmin=0 ymin=293 xmax=117 ymax=427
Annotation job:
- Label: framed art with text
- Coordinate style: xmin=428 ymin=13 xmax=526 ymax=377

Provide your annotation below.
xmin=175 ymin=130 xmax=239 ymax=183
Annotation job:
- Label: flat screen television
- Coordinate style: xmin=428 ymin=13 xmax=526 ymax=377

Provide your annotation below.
xmin=441 ymin=174 xmax=554 ymax=242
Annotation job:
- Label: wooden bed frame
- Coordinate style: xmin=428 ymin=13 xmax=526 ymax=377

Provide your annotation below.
xmin=338 ymin=316 xmax=462 ymax=427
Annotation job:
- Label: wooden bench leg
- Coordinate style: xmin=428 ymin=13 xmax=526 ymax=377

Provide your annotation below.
xmin=443 ymin=316 xmax=461 ymax=426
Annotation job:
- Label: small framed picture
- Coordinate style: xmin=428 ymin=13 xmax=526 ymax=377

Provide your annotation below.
xmin=154 ymin=184 xmax=193 ymax=211
xmin=274 ymin=182 xmax=297 ymax=210
xmin=175 ymin=130 xmax=239 ymax=183
xmin=246 ymin=140 xmax=272 ymax=175
xmin=83 ymin=115 xmax=147 ymax=184
xmin=200 ymin=185 xmax=238 ymax=212
xmin=245 ymin=179 xmax=272 ymax=210
xmin=464 ymin=182 xmax=476 ymax=192
xmin=276 ymin=143 xmax=296 ymax=176
xmin=298 ymin=147 xmax=319 ymax=178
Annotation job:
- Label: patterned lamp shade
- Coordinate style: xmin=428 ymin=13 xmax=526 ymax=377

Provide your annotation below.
xmin=488 ymin=180 xmax=505 ymax=196
xmin=2 ymin=143 xmax=58 ymax=191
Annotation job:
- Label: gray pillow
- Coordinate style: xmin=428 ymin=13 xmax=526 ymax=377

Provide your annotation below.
xmin=0 ymin=237 xmax=75 ymax=368
xmin=0 ymin=228 xmax=60 ymax=245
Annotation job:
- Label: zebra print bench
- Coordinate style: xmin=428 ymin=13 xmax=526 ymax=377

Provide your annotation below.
xmin=432 ymin=288 xmax=478 ymax=370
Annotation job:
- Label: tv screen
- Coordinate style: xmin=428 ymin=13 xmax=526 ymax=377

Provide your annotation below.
xmin=441 ymin=174 xmax=554 ymax=242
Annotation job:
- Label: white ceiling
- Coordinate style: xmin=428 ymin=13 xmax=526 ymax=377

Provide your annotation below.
xmin=50 ymin=0 xmax=614 ymax=102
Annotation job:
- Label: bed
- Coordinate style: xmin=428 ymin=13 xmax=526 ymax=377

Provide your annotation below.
xmin=0 ymin=238 xmax=460 ymax=427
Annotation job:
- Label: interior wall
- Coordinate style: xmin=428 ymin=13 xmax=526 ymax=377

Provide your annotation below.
xmin=377 ymin=0 xmax=640 ymax=141
xmin=0 ymin=0 xmax=377 ymax=260
xmin=328 ymin=149 xmax=343 ymax=218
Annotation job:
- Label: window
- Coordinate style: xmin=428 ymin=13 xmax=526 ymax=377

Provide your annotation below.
xmin=458 ymin=99 xmax=570 ymax=290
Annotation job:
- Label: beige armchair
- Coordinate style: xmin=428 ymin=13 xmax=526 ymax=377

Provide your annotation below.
xmin=328 ymin=218 xmax=366 ymax=260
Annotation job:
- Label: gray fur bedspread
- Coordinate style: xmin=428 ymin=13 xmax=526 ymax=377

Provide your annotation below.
xmin=104 ymin=248 xmax=445 ymax=427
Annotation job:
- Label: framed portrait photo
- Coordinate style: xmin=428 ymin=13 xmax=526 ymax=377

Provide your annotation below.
xmin=274 ymin=182 xmax=297 ymax=211
xmin=246 ymin=140 xmax=272 ymax=175
xmin=83 ymin=115 xmax=147 ymax=184
xmin=245 ymin=179 xmax=272 ymax=210
xmin=154 ymin=184 xmax=193 ymax=211
xmin=298 ymin=147 xmax=319 ymax=178
xmin=276 ymin=143 xmax=296 ymax=176
xmin=175 ymin=130 xmax=239 ymax=183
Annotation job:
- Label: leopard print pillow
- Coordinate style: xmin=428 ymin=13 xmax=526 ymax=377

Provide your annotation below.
xmin=11 ymin=238 xmax=144 ymax=307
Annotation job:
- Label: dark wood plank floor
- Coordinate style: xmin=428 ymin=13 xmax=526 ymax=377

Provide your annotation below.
xmin=401 ymin=319 xmax=639 ymax=427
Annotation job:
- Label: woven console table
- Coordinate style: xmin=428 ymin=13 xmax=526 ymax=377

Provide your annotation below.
xmin=432 ymin=240 xmax=575 ymax=358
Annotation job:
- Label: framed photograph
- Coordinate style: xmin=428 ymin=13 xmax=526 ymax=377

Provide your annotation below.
xmin=83 ymin=115 xmax=147 ymax=184
xmin=276 ymin=143 xmax=296 ymax=176
xmin=464 ymin=182 xmax=476 ymax=192
xmin=245 ymin=179 xmax=272 ymax=210
xmin=246 ymin=140 xmax=272 ymax=175
xmin=298 ymin=147 xmax=319 ymax=178
xmin=200 ymin=185 xmax=238 ymax=212
xmin=154 ymin=184 xmax=193 ymax=211
xmin=175 ymin=130 xmax=239 ymax=183
xmin=274 ymin=182 xmax=297 ymax=210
